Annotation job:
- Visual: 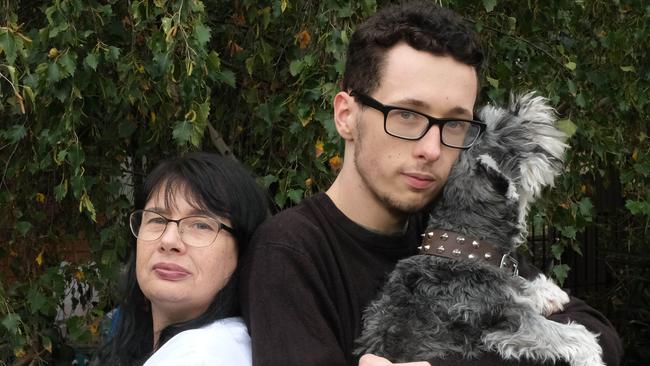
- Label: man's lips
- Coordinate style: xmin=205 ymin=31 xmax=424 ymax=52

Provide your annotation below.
xmin=402 ymin=172 xmax=436 ymax=190
xmin=152 ymin=262 xmax=191 ymax=280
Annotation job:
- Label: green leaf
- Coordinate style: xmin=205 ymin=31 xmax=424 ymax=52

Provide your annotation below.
xmin=47 ymin=62 xmax=62 ymax=83
xmin=1 ymin=313 xmax=21 ymax=335
xmin=105 ymin=46 xmax=121 ymax=62
xmin=216 ymin=69 xmax=236 ymax=88
xmin=27 ymin=287 xmax=47 ymax=314
xmin=551 ymin=244 xmax=564 ymax=260
xmin=287 ymin=189 xmax=304 ymax=204
xmin=560 ymin=226 xmax=577 ymax=239
xmin=172 ymin=120 xmax=193 ymax=145
xmin=193 ymin=24 xmax=211 ymax=46
xmin=84 ymin=52 xmax=99 ymax=70
xmin=3 ymin=124 xmax=27 ymax=143
xmin=486 ymin=76 xmax=499 ymax=89
xmin=551 ymin=264 xmax=570 ymax=286
xmin=575 ymin=94 xmax=586 ymax=108
xmin=0 ymin=30 xmax=17 ymax=64
xmin=260 ymin=174 xmax=278 ymax=188
xmin=54 ymin=180 xmax=68 ymax=201
xmin=564 ymin=61 xmax=577 ymax=71
xmin=59 ymin=52 xmax=77 ymax=76
xmin=483 ymin=0 xmax=497 ymax=12
xmin=556 ymin=118 xmax=577 ymax=138
xmin=245 ymin=57 xmax=255 ymax=76
xmin=15 ymin=221 xmax=33 ymax=236
xmin=626 ymin=200 xmax=650 ymax=216
xmin=577 ymin=198 xmax=594 ymax=217
xmin=289 ymin=59 xmax=304 ymax=76
xmin=620 ymin=65 xmax=635 ymax=73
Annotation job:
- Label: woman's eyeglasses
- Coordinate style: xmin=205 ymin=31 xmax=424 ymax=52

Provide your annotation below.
xmin=129 ymin=209 xmax=234 ymax=248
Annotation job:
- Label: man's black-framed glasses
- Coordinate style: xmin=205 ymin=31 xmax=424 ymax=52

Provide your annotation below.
xmin=129 ymin=209 xmax=234 ymax=248
xmin=350 ymin=91 xmax=486 ymax=149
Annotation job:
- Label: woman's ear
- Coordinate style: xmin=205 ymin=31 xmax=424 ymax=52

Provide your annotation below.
xmin=333 ymin=91 xmax=357 ymax=141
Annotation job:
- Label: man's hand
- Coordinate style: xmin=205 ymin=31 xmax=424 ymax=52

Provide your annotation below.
xmin=359 ymin=354 xmax=431 ymax=366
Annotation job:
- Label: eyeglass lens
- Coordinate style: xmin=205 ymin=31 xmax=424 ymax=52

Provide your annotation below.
xmin=385 ymin=109 xmax=480 ymax=147
xmin=130 ymin=210 xmax=221 ymax=247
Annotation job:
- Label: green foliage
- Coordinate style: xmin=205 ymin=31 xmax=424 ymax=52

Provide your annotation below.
xmin=0 ymin=0 xmax=648 ymax=363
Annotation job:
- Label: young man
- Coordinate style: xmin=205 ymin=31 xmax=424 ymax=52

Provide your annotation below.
xmin=240 ymin=2 xmax=622 ymax=365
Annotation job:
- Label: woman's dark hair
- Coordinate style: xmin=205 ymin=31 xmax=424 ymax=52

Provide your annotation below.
xmin=342 ymin=1 xmax=484 ymax=95
xmin=93 ymin=152 xmax=268 ymax=365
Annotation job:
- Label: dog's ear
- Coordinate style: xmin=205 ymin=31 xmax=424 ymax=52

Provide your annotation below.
xmin=475 ymin=154 xmax=518 ymax=201
xmin=477 ymin=92 xmax=568 ymax=202
xmin=508 ymin=92 xmax=568 ymax=199
xmin=475 ymin=92 xmax=569 ymax=245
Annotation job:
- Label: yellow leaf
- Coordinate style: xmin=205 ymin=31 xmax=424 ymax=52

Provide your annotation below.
xmin=329 ymin=154 xmax=343 ymax=173
xmin=42 ymin=336 xmax=52 ymax=353
xmin=631 ymin=148 xmax=638 ymax=162
xmin=296 ymin=29 xmax=311 ymax=49
xmin=150 ymin=111 xmax=157 ymax=124
xmin=314 ymin=140 xmax=324 ymax=158
xmin=14 ymin=347 xmax=26 ymax=358
xmin=75 ymin=269 xmax=85 ymax=281
xmin=305 ymin=177 xmax=313 ymax=188
xmin=89 ymin=320 xmax=99 ymax=336
xmin=48 ymin=48 xmax=59 ymax=59
xmin=35 ymin=250 xmax=44 ymax=266
xmin=35 ymin=192 xmax=46 ymax=204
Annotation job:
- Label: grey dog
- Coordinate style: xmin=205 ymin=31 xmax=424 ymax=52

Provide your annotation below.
xmin=355 ymin=93 xmax=604 ymax=366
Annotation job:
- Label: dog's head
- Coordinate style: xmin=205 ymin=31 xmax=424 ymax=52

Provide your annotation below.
xmin=427 ymin=92 xmax=568 ymax=250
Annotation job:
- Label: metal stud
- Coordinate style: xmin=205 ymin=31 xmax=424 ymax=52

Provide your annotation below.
xmin=468 ymin=253 xmax=476 ymax=259
xmin=417 ymin=246 xmax=422 ymax=250
xmin=437 ymin=245 xmax=445 ymax=253
xmin=424 ymin=245 xmax=430 ymax=250
xmin=472 ymin=240 xmax=480 ymax=248
xmin=420 ymin=233 xmax=425 ymax=238
xmin=484 ymin=253 xmax=492 ymax=259
xmin=456 ymin=236 xmax=465 ymax=244
xmin=440 ymin=233 xmax=449 ymax=241
xmin=452 ymin=248 xmax=461 ymax=256
xmin=427 ymin=232 xmax=434 ymax=238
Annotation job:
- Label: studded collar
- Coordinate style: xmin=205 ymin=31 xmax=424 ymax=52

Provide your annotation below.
xmin=418 ymin=229 xmax=519 ymax=276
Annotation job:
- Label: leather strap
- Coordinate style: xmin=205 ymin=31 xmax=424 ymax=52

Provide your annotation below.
xmin=418 ymin=229 xmax=519 ymax=276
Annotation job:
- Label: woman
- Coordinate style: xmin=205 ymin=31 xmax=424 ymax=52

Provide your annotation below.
xmin=93 ymin=152 xmax=268 ymax=365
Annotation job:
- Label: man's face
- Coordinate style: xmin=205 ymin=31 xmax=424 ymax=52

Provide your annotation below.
xmin=352 ymin=43 xmax=478 ymax=215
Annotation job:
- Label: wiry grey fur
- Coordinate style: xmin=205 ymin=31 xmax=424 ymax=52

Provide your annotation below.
xmin=355 ymin=93 xmax=604 ymax=366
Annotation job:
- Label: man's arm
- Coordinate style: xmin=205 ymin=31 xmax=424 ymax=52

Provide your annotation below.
xmin=240 ymin=234 xmax=348 ymax=366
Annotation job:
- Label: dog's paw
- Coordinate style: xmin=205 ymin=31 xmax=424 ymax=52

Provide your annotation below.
xmin=563 ymin=322 xmax=605 ymax=366
xmin=524 ymin=274 xmax=570 ymax=315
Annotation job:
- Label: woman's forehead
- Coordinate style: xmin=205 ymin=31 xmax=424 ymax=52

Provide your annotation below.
xmin=146 ymin=182 xmax=204 ymax=212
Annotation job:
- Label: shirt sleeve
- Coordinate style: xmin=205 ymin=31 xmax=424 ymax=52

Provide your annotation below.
xmin=240 ymin=227 xmax=348 ymax=366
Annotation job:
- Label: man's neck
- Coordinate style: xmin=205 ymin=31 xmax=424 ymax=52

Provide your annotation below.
xmin=326 ymin=174 xmax=408 ymax=235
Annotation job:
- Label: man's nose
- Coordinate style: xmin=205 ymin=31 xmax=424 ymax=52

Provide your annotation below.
xmin=412 ymin=125 xmax=442 ymax=161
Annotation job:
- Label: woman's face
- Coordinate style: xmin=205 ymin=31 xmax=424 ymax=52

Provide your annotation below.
xmin=135 ymin=186 xmax=237 ymax=324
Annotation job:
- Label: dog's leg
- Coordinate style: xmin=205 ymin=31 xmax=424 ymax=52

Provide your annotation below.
xmin=482 ymin=310 xmax=605 ymax=366
xmin=516 ymin=274 xmax=570 ymax=315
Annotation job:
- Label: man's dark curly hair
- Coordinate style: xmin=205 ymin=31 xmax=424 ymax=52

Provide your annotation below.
xmin=342 ymin=1 xmax=483 ymax=95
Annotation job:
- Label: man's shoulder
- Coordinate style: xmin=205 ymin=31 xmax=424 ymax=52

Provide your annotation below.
xmin=254 ymin=194 xmax=328 ymax=236
xmin=249 ymin=193 xmax=339 ymax=257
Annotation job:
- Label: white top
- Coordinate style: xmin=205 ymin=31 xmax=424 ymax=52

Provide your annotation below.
xmin=143 ymin=317 xmax=251 ymax=366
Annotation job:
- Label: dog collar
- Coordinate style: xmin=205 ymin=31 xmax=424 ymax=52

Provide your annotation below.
xmin=418 ymin=229 xmax=519 ymax=276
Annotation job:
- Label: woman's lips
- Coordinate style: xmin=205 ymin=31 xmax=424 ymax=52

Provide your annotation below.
xmin=152 ymin=262 xmax=191 ymax=281
xmin=402 ymin=172 xmax=435 ymax=190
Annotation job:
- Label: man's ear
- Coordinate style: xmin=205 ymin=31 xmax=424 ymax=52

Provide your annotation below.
xmin=333 ymin=91 xmax=357 ymax=141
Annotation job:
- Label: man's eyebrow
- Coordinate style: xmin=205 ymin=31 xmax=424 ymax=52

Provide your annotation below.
xmin=391 ymin=98 xmax=474 ymax=118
